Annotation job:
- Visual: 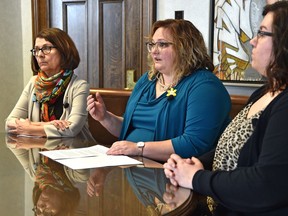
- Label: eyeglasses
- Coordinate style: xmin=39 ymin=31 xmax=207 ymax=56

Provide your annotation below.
xmin=32 ymin=206 xmax=55 ymax=216
xmin=146 ymin=41 xmax=174 ymax=52
xmin=30 ymin=45 xmax=56 ymax=56
xmin=256 ymin=30 xmax=274 ymax=41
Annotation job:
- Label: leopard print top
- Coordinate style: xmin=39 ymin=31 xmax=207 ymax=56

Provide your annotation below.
xmin=212 ymin=103 xmax=262 ymax=171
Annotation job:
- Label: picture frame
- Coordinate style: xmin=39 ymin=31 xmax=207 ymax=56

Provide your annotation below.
xmin=212 ymin=0 xmax=266 ymax=86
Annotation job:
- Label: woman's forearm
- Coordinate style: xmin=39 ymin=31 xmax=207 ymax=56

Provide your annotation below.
xmin=142 ymin=140 xmax=175 ymax=162
xmin=26 ymin=124 xmax=47 ymax=137
xmin=99 ymin=111 xmax=123 ymax=137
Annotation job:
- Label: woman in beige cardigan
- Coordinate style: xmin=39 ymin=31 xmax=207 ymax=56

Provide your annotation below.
xmin=6 ymin=28 xmax=93 ymax=139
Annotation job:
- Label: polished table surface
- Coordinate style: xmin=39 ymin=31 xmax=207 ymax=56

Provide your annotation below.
xmin=0 ymin=133 xmax=203 ymax=216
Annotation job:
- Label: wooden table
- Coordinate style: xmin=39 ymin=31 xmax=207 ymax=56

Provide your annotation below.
xmin=0 ymin=133 xmax=202 ymax=215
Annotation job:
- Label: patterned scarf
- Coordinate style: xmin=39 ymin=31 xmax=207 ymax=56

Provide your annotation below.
xmin=33 ymin=69 xmax=73 ymax=122
xmin=36 ymin=157 xmax=74 ymax=192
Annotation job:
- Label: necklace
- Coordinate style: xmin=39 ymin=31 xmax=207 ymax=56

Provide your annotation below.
xmin=156 ymin=73 xmax=175 ymax=91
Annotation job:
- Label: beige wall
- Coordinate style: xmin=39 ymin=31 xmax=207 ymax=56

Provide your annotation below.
xmin=0 ymin=1 xmax=33 ymax=213
xmin=0 ymin=0 xmax=32 ymax=132
xmin=21 ymin=0 xmax=33 ymax=85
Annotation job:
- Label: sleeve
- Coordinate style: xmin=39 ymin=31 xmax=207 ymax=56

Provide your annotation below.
xmin=172 ymin=74 xmax=231 ymax=158
xmin=198 ymin=148 xmax=215 ymax=170
xmin=5 ymin=77 xmax=36 ymax=130
xmin=44 ymin=78 xmax=90 ymax=138
xmin=192 ymin=97 xmax=288 ymax=212
xmin=8 ymin=148 xmax=36 ymax=180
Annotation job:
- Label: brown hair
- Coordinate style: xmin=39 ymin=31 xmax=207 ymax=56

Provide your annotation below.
xmin=263 ymin=1 xmax=288 ymax=92
xmin=31 ymin=28 xmax=80 ymax=75
xmin=147 ymin=19 xmax=214 ymax=82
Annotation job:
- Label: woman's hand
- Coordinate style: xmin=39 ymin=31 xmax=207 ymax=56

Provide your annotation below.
xmin=163 ymin=154 xmax=204 ymax=189
xmin=6 ymin=121 xmax=17 ymax=134
xmin=49 ymin=120 xmax=71 ymax=130
xmin=87 ymin=167 xmax=113 ymax=197
xmin=7 ymin=118 xmax=71 ymax=136
xmin=87 ymin=92 xmax=107 ymax=122
xmin=87 ymin=92 xmax=123 ymax=137
xmin=106 ymin=140 xmax=140 ymax=156
xmin=163 ymin=183 xmax=191 ymax=210
xmin=6 ymin=118 xmax=32 ymax=135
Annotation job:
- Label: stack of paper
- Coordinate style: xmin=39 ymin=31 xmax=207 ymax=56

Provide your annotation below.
xmin=40 ymin=145 xmax=142 ymax=169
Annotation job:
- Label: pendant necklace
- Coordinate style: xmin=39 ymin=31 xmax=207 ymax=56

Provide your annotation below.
xmin=156 ymin=73 xmax=175 ymax=91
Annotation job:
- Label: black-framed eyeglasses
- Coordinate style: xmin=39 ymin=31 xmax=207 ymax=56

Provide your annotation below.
xmin=257 ymin=30 xmax=274 ymax=41
xmin=30 ymin=46 xmax=56 ymax=56
xmin=146 ymin=41 xmax=174 ymax=52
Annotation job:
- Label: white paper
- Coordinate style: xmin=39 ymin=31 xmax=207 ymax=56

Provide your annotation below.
xmin=55 ymin=155 xmax=142 ymax=169
xmin=40 ymin=145 xmax=142 ymax=169
xmin=40 ymin=145 xmax=109 ymax=160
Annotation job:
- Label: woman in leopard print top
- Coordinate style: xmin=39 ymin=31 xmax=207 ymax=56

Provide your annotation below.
xmin=164 ymin=1 xmax=288 ymax=215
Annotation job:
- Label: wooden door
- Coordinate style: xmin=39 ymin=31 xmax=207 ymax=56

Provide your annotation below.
xmin=31 ymin=0 xmax=156 ymax=88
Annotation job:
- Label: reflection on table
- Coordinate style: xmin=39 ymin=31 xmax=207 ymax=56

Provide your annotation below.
xmin=125 ymin=166 xmax=196 ymax=215
xmin=1 ymin=133 xmax=201 ymax=215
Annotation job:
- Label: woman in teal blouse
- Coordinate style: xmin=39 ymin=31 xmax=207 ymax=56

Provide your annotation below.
xmin=87 ymin=19 xmax=231 ymax=162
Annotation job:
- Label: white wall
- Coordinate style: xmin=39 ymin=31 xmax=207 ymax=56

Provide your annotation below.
xmin=0 ymin=0 xmax=32 ymax=133
xmin=157 ymin=0 xmax=212 ymax=53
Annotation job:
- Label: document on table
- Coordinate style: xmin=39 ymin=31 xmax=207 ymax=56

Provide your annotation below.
xmin=40 ymin=145 xmax=142 ymax=169
xmin=40 ymin=145 xmax=109 ymax=160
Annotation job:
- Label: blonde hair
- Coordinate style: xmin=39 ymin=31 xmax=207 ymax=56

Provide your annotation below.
xmin=146 ymin=19 xmax=214 ymax=82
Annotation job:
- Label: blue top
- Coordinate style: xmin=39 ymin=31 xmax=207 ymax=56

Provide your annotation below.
xmin=120 ymin=69 xmax=231 ymax=158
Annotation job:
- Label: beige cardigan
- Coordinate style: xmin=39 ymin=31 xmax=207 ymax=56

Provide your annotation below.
xmin=6 ymin=74 xmax=95 ymax=140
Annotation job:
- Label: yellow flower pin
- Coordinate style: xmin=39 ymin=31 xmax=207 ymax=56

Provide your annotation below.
xmin=166 ymin=88 xmax=177 ymax=99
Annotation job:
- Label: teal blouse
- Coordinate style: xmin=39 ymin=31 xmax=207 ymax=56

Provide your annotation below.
xmin=120 ymin=69 xmax=231 ymax=158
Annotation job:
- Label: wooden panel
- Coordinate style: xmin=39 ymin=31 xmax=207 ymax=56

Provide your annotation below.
xmin=32 ymin=0 xmax=156 ymax=88
xmin=64 ymin=1 xmax=89 ymax=82
xmin=141 ymin=0 xmax=156 ymax=75
xmin=97 ymin=0 xmax=156 ymax=88
xmin=125 ymin=0 xmax=141 ymax=78
xmin=31 ymin=0 xmax=49 ymax=40
xmin=99 ymin=0 xmax=124 ymax=88
xmin=125 ymin=0 xmax=155 ymax=81
xmin=49 ymin=0 xmax=89 ymax=82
